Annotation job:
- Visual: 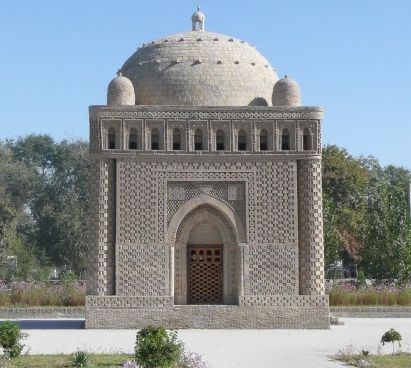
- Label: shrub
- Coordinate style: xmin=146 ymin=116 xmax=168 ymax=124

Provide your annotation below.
xmin=0 ymin=321 xmax=27 ymax=358
xmin=72 ymin=350 xmax=88 ymax=367
xmin=60 ymin=270 xmax=78 ymax=284
xmin=134 ymin=326 xmax=183 ymax=368
xmin=381 ymin=328 xmax=402 ymax=354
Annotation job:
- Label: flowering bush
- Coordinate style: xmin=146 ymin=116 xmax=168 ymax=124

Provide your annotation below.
xmin=0 ymin=281 xmax=85 ymax=307
xmin=179 ymin=351 xmax=209 ymax=368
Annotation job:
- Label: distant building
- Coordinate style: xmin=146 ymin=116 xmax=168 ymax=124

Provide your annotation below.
xmin=86 ymin=8 xmax=329 ymax=329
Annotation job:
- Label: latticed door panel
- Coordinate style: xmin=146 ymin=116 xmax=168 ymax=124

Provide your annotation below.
xmin=188 ymin=246 xmax=223 ymax=304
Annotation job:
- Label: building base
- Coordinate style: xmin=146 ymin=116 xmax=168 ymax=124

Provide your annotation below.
xmin=85 ymin=296 xmax=330 ymax=329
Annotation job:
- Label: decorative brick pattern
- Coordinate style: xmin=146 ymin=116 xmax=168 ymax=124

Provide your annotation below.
xmin=239 ymin=295 xmax=328 ymax=307
xmin=104 ymin=108 xmax=321 ymax=121
xmin=86 ymin=296 xmax=173 ymax=308
xmin=87 ymin=159 xmax=116 ymax=296
xmin=245 ymin=244 xmax=299 ymax=295
xmin=255 ymin=161 xmax=297 ymax=244
xmin=118 ymin=161 xmax=158 ymax=243
xmin=116 ymin=243 xmax=170 ymax=296
xmin=297 ymin=159 xmax=325 ymax=295
xmin=159 ymin=168 xmax=255 ymax=242
xmin=167 ymin=181 xmax=245 ymax=225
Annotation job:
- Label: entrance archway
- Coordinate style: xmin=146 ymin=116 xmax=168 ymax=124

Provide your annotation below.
xmin=169 ymin=199 xmax=240 ymax=305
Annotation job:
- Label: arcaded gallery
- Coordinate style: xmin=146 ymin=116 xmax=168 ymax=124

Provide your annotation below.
xmin=85 ymin=8 xmax=330 ymax=329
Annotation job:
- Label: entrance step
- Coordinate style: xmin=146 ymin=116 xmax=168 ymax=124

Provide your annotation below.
xmin=330 ymin=314 xmax=344 ymax=325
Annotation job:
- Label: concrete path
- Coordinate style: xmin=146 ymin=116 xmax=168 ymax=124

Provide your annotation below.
xmin=3 ymin=318 xmax=411 ymax=367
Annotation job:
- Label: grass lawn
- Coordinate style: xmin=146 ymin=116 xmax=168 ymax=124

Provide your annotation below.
xmin=335 ymin=353 xmax=411 ymax=367
xmin=2 ymin=354 xmax=132 ymax=367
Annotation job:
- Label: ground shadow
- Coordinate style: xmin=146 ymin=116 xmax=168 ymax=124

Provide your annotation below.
xmin=0 ymin=319 xmax=85 ymax=329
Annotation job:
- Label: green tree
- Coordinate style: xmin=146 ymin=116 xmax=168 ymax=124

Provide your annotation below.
xmin=361 ymin=160 xmax=411 ymax=282
xmin=1 ymin=135 xmax=89 ymax=278
xmin=322 ymin=145 xmax=369 ymax=273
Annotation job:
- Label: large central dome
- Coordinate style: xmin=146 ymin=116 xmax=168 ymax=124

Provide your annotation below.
xmin=121 ymin=11 xmax=278 ymax=106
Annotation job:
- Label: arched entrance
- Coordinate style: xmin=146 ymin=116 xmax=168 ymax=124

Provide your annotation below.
xmin=168 ymin=197 xmax=241 ymax=305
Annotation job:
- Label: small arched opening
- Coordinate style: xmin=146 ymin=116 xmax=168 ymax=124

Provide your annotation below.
xmin=216 ymin=129 xmax=225 ymax=151
xmin=128 ymin=128 xmax=138 ymax=150
xmin=259 ymin=129 xmax=268 ymax=151
xmin=281 ymin=128 xmax=290 ymax=151
xmin=108 ymin=128 xmax=116 ymax=149
xmin=303 ymin=128 xmax=312 ymax=151
xmin=194 ymin=129 xmax=203 ymax=150
xmin=151 ymin=128 xmax=160 ymax=150
xmin=173 ymin=128 xmax=181 ymax=150
xmin=238 ymin=129 xmax=247 ymax=151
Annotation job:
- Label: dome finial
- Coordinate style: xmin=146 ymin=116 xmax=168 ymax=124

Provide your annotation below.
xmin=192 ymin=6 xmax=205 ymax=31
xmin=117 ymin=69 xmax=122 ymax=77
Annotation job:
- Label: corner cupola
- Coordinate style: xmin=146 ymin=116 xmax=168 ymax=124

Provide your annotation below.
xmin=272 ymin=75 xmax=301 ymax=107
xmin=107 ymin=71 xmax=135 ymax=106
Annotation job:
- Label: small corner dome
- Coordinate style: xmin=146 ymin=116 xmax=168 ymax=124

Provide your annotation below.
xmin=272 ymin=75 xmax=301 ymax=107
xmin=107 ymin=72 xmax=135 ymax=106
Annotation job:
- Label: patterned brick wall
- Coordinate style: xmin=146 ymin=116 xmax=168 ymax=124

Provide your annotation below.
xmin=297 ymin=159 xmax=325 ymax=295
xmin=245 ymin=244 xmax=299 ymax=295
xmin=255 ymin=161 xmax=297 ymax=244
xmin=87 ymin=158 xmax=116 ymax=296
xmin=116 ymin=243 xmax=170 ymax=296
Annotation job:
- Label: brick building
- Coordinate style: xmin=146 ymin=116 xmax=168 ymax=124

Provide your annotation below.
xmin=85 ymin=8 xmax=329 ymax=329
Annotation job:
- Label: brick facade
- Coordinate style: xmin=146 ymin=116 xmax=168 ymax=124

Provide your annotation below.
xmin=86 ymin=106 xmax=329 ymax=329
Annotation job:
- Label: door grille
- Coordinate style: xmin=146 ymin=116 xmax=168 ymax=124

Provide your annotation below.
xmin=188 ymin=246 xmax=223 ymax=304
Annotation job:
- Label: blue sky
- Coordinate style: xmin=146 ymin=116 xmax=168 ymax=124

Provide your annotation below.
xmin=1 ymin=1 xmax=410 ymax=169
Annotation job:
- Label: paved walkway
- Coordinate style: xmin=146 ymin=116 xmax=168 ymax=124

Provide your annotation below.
xmin=4 ymin=318 xmax=411 ymax=367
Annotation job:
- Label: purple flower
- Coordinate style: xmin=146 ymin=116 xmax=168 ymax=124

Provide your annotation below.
xmin=181 ymin=351 xmax=209 ymax=368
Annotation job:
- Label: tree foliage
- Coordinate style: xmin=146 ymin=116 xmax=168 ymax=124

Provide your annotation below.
xmin=323 ymin=145 xmax=411 ymax=282
xmin=0 ymin=135 xmax=89 ymax=278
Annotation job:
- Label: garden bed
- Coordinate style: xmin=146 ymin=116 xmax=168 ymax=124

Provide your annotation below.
xmin=0 ymin=354 xmax=131 ymax=368
xmin=327 ymin=281 xmax=411 ymax=306
xmin=334 ymin=352 xmax=411 ymax=367
xmin=0 ymin=281 xmax=85 ymax=307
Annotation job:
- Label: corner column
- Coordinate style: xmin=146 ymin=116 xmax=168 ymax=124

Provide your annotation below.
xmin=87 ymin=158 xmax=116 ymax=296
xmin=297 ymin=158 xmax=325 ymax=295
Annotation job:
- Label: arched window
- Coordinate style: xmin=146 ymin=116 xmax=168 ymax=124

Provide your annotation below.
xmin=216 ymin=129 xmax=225 ymax=150
xmin=128 ymin=128 xmax=138 ymax=150
xmin=238 ymin=129 xmax=247 ymax=151
xmin=173 ymin=128 xmax=181 ymax=150
xmin=194 ymin=129 xmax=203 ymax=150
xmin=281 ymin=128 xmax=290 ymax=150
xmin=108 ymin=128 xmax=116 ymax=149
xmin=303 ymin=128 xmax=312 ymax=151
xmin=260 ymin=129 xmax=268 ymax=151
xmin=151 ymin=128 xmax=159 ymax=150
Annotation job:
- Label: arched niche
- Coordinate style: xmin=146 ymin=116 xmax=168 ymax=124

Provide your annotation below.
xmin=168 ymin=197 xmax=242 ymax=306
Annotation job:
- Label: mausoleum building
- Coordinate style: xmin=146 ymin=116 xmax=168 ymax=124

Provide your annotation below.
xmin=86 ymin=8 xmax=330 ymax=329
